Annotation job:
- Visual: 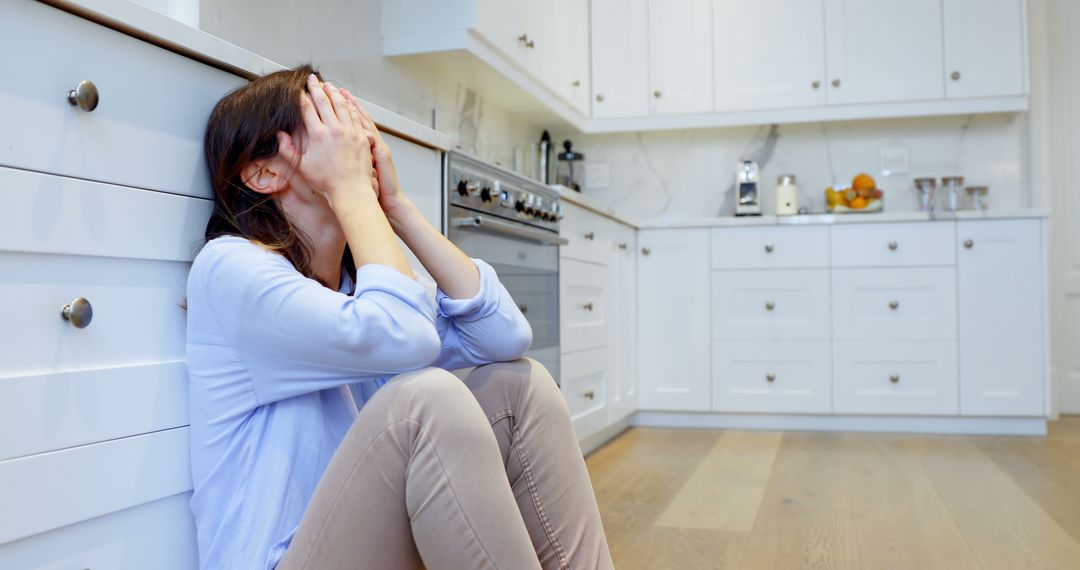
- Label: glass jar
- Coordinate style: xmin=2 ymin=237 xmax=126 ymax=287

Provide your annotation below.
xmin=941 ymin=176 xmax=964 ymax=213
xmin=914 ymin=177 xmax=936 ymax=212
xmin=966 ymin=186 xmax=989 ymax=211
xmin=556 ymin=140 xmax=585 ymax=192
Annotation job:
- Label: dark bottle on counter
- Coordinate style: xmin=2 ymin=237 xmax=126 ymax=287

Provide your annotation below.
xmin=537 ymin=130 xmax=552 ymax=184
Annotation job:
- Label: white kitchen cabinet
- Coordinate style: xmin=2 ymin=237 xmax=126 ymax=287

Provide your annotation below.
xmin=958 ymin=219 xmax=1045 ymax=416
xmin=712 ymin=0 xmax=827 ymax=111
xmin=712 ymin=269 xmax=831 ymax=341
xmin=832 ymin=222 xmax=956 ymax=268
xmin=647 ymin=0 xmax=714 ymax=115
xmin=560 ymin=258 xmax=608 ymax=353
xmin=943 ymin=0 xmax=1027 ymax=98
xmin=712 ymin=341 xmax=832 ymax=414
xmin=832 ymin=267 xmax=958 ymax=341
xmin=823 ymin=0 xmax=945 ymax=105
xmin=637 ymin=229 xmax=711 ymax=411
xmin=834 ymin=341 xmax=959 ymax=415
xmin=609 ymin=222 xmax=638 ymax=422
xmin=561 ymin=348 xmax=610 ymax=441
xmin=590 ymin=0 xmax=650 ymax=118
xmin=552 ymin=0 xmax=592 ymax=113
xmin=711 ymin=225 xmax=830 ymax=270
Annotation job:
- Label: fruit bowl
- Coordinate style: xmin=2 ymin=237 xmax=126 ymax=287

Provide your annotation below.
xmin=825 ymin=173 xmax=885 ymax=214
xmin=827 ymin=198 xmax=884 ymax=213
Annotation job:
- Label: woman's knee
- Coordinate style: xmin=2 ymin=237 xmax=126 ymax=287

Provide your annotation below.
xmin=465 ymin=358 xmax=567 ymax=417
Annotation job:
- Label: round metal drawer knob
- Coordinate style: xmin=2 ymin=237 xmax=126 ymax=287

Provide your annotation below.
xmin=67 ymin=80 xmax=100 ymax=112
xmin=582 ymin=302 xmax=594 ymax=312
xmin=642 ymin=247 xmax=651 ymax=256
xmin=890 ymin=374 xmax=901 ymax=384
xmin=764 ymin=243 xmax=775 ymax=253
xmin=951 ymin=71 xmax=961 ymax=81
xmin=584 ymin=231 xmax=595 ymax=241
xmin=832 ymin=78 xmax=841 ymax=88
xmin=964 ymin=239 xmax=974 ymax=249
xmin=889 ymin=300 xmax=900 ymax=310
xmin=766 ymin=373 xmax=776 ymax=383
xmin=61 ymin=297 xmax=93 ymax=328
xmin=584 ymin=390 xmax=596 ymax=400
xmin=765 ymin=301 xmax=776 ymax=311
xmin=888 ymin=241 xmax=899 ymax=251
xmin=812 ymin=80 xmax=821 ymax=89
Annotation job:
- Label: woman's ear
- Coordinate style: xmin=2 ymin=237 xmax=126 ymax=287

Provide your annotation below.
xmin=241 ymin=132 xmax=298 ymax=195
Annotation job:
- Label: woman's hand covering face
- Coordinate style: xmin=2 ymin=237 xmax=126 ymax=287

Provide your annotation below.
xmin=296 ymin=74 xmax=378 ymax=200
xmin=339 ymin=89 xmax=411 ymax=219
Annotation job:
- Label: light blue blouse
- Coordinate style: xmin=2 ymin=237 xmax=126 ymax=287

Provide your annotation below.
xmin=185 ymin=235 xmax=532 ymax=570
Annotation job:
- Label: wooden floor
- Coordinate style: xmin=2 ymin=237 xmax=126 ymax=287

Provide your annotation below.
xmin=585 ymin=418 xmax=1080 ymax=570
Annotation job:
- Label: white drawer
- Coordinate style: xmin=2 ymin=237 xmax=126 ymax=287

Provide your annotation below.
xmin=0 ymin=493 xmax=198 ymax=570
xmin=712 ymin=341 xmax=832 ymax=414
xmin=0 ymin=1 xmax=246 ymax=198
xmin=0 ymin=428 xmax=192 ymax=544
xmin=560 ymin=203 xmax=614 ymax=265
xmin=712 ymin=269 xmax=831 ymax=341
xmin=560 ymin=258 xmax=608 ymax=353
xmin=832 ymin=222 xmax=956 ymax=267
xmin=561 ymin=348 xmax=608 ymax=440
xmin=832 ymin=268 xmax=957 ymax=340
xmin=833 ymin=342 xmax=959 ymax=415
xmin=711 ymin=226 xmax=829 ymax=269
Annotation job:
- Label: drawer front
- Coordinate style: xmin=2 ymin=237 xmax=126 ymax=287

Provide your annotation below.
xmin=0 ymin=1 xmax=246 ymax=198
xmin=832 ymin=268 xmax=957 ymax=340
xmin=561 ymin=348 xmax=608 ymax=440
xmin=711 ymin=226 xmax=830 ymax=269
xmin=833 ymin=341 xmax=959 ymax=415
xmin=0 ymin=428 xmax=192 ymax=544
xmin=561 ymin=203 xmax=614 ymax=265
xmin=712 ymin=341 xmax=831 ymax=414
xmin=560 ymin=258 xmax=608 ymax=353
xmin=832 ymin=222 xmax=956 ymax=267
xmin=0 ymin=493 xmax=198 ymax=570
xmin=712 ymin=269 xmax=831 ymax=341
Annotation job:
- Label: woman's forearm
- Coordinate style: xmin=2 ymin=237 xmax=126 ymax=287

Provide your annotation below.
xmin=388 ymin=200 xmax=480 ymax=299
xmin=329 ymin=183 xmax=415 ymax=279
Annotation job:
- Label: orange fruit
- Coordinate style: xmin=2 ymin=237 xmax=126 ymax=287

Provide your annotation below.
xmin=853 ymin=173 xmax=876 ymax=192
xmin=849 ymin=197 xmax=868 ymax=209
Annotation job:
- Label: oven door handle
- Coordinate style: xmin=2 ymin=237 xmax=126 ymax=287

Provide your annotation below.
xmin=452 ymin=215 xmax=568 ymax=246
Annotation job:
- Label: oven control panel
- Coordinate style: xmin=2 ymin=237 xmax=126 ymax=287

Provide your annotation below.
xmin=448 ymin=153 xmax=562 ymax=232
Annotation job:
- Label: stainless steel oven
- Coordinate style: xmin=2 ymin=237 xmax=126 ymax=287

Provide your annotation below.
xmin=445 ymin=152 xmax=566 ymax=381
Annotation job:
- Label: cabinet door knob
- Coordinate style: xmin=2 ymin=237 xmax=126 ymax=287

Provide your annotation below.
xmin=582 ymin=302 xmax=594 ymax=312
xmin=517 ymin=33 xmax=529 ymax=44
xmin=890 ymin=374 xmax=900 ymax=384
xmin=642 ymin=247 xmax=651 ymax=256
xmin=596 ymin=94 xmax=605 ymax=102
xmin=766 ymin=373 xmax=776 ymax=382
xmin=525 ymin=40 xmax=535 ymax=49
xmin=653 ymin=90 xmax=662 ymax=98
xmin=888 ymin=241 xmax=899 ymax=251
xmin=964 ymin=239 xmax=974 ymax=249
xmin=764 ymin=243 xmax=775 ymax=253
xmin=618 ymin=242 xmax=628 ymax=250
xmin=765 ymin=301 xmax=776 ymax=311
xmin=832 ymin=78 xmax=841 ymax=88
xmin=61 ymin=297 xmax=93 ymax=328
xmin=584 ymin=390 xmax=595 ymax=400
xmin=584 ymin=231 xmax=595 ymax=241
xmin=889 ymin=300 xmax=899 ymax=310
xmin=67 ymin=80 xmax=99 ymax=112
xmin=572 ymin=80 xmax=581 ymax=87
xmin=951 ymin=70 xmax=961 ymax=81
xmin=811 ymin=80 xmax=821 ymax=89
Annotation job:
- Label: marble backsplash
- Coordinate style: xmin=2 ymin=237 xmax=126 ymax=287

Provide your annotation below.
xmin=553 ymin=113 xmax=1029 ymax=221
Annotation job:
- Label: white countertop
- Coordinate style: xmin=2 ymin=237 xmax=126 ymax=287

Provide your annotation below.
xmin=43 ymin=0 xmax=452 ymax=151
xmin=555 ymin=186 xmax=1049 ymax=229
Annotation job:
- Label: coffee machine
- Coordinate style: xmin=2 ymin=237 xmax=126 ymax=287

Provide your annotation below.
xmin=735 ymin=160 xmax=762 ymax=216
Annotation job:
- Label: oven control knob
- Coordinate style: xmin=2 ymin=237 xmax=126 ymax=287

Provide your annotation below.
xmin=480 ymin=187 xmax=493 ymax=202
xmin=515 ymin=199 xmax=525 ymax=212
xmin=555 ymin=204 xmax=565 ymax=220
xmin=456 ymin=180 xmax=468 ymax=197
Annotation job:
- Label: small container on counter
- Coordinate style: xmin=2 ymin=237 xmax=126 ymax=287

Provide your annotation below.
xmin=556 ymin=139 xmax=585 ymax=191
xmin=914 ymin=177 xmax=937 ymax=212
xmin=776 ymin=174 xmax=799 ymax=215
xmin=941 ymin=176 xmax=964 ymax=213
xmin=966 ymin=186 xmax=989 ymax=211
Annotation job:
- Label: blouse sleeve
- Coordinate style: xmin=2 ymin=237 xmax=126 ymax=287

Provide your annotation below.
xmin=196 ymin=238 xmax=441 ymax=405
xmin=431 ymin=259 xmax=533 ymax=371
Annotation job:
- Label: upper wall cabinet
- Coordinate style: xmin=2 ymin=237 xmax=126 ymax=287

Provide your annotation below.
xmin=591 ymin=0 xmax=650 ymax=118
xmin=943 ymin=0 xmax=1028 ymax=98
xmin=713 ymin=0 xmax=827 ymax=111
xmin=647 ymin=0 xmax=714 ymax=115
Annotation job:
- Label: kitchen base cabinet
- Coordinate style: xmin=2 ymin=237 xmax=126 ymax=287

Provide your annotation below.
xmin=561 ymin=348 xmax=610 ymax=441
xmin=833 ymin=341 xmax=959 ymax=415
xmin=712 ymin=341 xmax=832 ymax=414
xmin=608 ymin=223 xmax=639 ymax=423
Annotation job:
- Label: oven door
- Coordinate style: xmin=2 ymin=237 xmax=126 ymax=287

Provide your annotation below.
xmin=447 ymin=205 xmax=564 ymax=381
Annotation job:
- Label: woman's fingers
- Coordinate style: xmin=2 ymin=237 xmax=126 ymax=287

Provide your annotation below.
xmin=322 ymin=81 xmax=355 ymax=127
xmin=298 ymin=92 xmax=322 ymax=133
xmin=306 ymin=74 xmax=338 ymax=126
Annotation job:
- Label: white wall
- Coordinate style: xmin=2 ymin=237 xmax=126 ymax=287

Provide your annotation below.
xmin=198 ymin=0 xmax=543 ymax=167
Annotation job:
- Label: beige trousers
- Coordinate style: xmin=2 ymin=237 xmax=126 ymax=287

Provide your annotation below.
xmin=277 ymin=359 xmax=614 ymax=570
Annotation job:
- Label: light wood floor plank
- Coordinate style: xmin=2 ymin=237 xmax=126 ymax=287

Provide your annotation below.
xmin=656 ymin=431 xmax=782 ymax=532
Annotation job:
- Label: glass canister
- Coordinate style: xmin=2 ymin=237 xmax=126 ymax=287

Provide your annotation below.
xmin=776 ymin=174 xmax=799 ymax=215
xmin=556 ymin=140 xmax=585 ymax=192
xmin=966 ymin=186 xmax=989 ymax=211
xmin=941 ymin=176 xmax=964 ymax=212
xmin=914 ymin=177 xmax=937 ymax=212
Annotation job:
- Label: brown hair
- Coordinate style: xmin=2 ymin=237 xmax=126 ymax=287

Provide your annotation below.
xmin=203 ymin=64 xmax=355 ymax=289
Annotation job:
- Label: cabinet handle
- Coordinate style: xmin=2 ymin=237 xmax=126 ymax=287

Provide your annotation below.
xmin=642 ymin=247 xmax=651 ymax=256
xmin=582 ymin=302 xmax=594 ymax=312
xmin=764 ymin=243 xmax=775 ymax=253
xmin=517 ymin=33 xmax=529 ymax=44
xmin=951 ymin=70 xmax=961 ymax=81
xmin=812 ymin=80 xmax=821 ymax=90
xmin=584 ymin=390 xmax=595 ymax=400
xmin=964 ymin=239 xmax=974 ymax=249
xmin=596 ymin=94 xmax=605 ymax=102
xmin=525 ymin=39 xmax=535 ymax=49
xmin=653 ymin=90 xmax=662 ymax=98
xmin=889 ymin=300 xmax=899 ymax=310
xmin=766 ymin=373 xmax=776 ymax=383
xmin=765 ymin=301 xmax=776 ymax=312
xmin=572 ymin=80 xmax=581 ymax=87
xmin=832 ymin=78 xmax=841 ymax=88
xmin=584 ymin=231 xmax=595 ymax=241
xmin=67 ymin=80 xmax=99 ymax=112
xmin=888 ymin=241 xmax=899 ymax=251
xmin=890 ymin=374 xmax=901 ymax=384
xmin=618 ymin=243 xmax=628 ymax=250
xmin=61 ymin=297 xmax=93 ymax=328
